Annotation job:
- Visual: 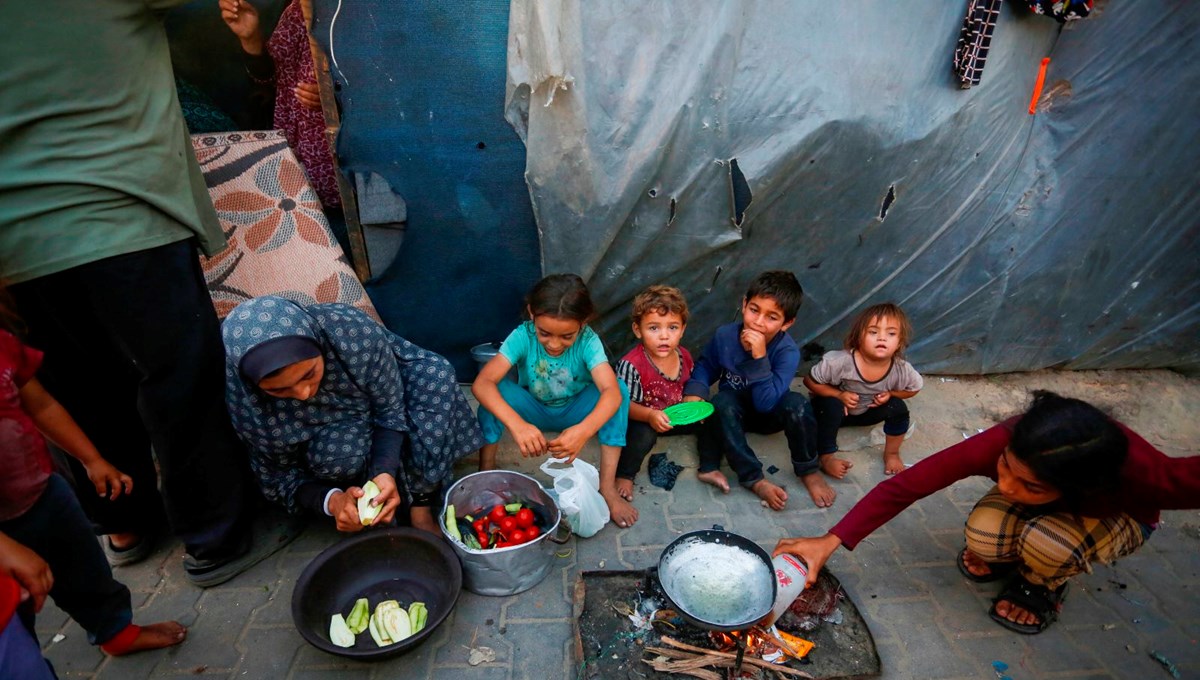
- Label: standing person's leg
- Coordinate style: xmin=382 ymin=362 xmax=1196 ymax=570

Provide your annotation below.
xmin=811 ymin=395 xmax=853 ymax=478
xmin=11 ymin=277 xmax=166 ymax=559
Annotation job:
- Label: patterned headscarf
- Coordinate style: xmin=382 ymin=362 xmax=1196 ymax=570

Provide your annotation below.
xmin=223 ymin=296 xmax=481 ymax=511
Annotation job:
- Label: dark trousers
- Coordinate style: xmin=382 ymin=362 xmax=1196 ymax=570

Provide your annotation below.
xmin=10 ymin=240 xmax=252 ymax=561
xmin=616 ymin=420 xmax=702 ymax=480
xmin=696 ymin=390 xmax=818 ymax=486
xmin=810 ymin=395 xmax=910 ymax=455
xmin=1 ymin=475 xmax=131 ymax=646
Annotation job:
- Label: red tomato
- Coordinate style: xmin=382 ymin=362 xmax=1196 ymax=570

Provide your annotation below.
xmin=499 ymin=516 xmax=518 ymax=533
xmin=472 ymin=518 xmax=488 ymax=534
xmin=489 ymin=505 xmax=507 ymax=522
xmin=509 ymin=529 xmax=527 ymax=544
xmin=525 ymin=526 xmax=540 ymax=541
xmin=495 ymin=540 xmax=512 ymax=549
xmin=515 ymin=508 xmax=535 ymax=528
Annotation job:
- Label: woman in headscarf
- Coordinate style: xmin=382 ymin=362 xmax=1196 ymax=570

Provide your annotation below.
xmin=222 ymin=296 xmax=482 ymax=534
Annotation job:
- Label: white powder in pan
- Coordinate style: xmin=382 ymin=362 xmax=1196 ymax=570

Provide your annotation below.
xmin=660 ymin=538 xmax=774 ymax=626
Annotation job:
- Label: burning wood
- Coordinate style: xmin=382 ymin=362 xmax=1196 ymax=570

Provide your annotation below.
xmin=642 ymin=636 xmax=815 ymax=679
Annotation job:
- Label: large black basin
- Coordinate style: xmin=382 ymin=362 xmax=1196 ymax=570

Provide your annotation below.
xmin=291 ymin=528 xmax=462 ymax=659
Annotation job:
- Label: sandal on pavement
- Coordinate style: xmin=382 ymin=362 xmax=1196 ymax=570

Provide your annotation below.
xmin=184 ymin=511 xmax=306 ymax=588
xmin=957 ymin=548 xmax=1018 ymax=584
xmin=102 ymin=534 xmax=156 ymax=568
xmin=989 ymin=575 xmax=1068 ymax=634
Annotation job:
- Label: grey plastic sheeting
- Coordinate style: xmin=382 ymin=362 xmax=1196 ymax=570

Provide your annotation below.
xmin=505 ymin=1 xmax=1200 ymax=374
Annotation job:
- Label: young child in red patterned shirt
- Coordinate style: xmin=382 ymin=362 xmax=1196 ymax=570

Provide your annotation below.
xmin=0 ymin=291 xmax=185 ymax=658
xmin=613 ymin=286 xmax=696 ymax=502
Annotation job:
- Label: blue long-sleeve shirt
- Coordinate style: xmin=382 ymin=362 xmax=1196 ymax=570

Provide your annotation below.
xmin=684 ymin=321 xmax=801 ymax=413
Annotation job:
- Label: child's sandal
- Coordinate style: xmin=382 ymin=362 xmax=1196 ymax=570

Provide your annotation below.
xmin=988 ymin=575 xmax=1068 ymax=634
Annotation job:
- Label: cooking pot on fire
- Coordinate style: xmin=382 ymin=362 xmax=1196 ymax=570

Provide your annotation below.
xmin=656 ymin=525 xmax=776 ymax=632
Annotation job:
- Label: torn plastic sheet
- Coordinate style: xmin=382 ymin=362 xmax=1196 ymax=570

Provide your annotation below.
xmin=506 ymin=1 xmax=1200 ymax=374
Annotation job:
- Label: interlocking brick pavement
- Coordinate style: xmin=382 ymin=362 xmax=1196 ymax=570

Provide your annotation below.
xmin=34 ymin=374 xmax=1200 ymax=679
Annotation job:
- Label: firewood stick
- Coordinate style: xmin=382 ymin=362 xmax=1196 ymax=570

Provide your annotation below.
xmin=658 ymin=636 xmax=814 ymax=678
xmin=642 ymin=658 xmax=723 ymax=680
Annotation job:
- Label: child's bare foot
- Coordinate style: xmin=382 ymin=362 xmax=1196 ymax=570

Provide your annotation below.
xmin=800 ymin=472 xmax=836 ymax=508
xmin=750 ymin=478 xmax=788 ymax=511
xmin=960 ymin=549 xmax=993 ymax=579
xmin=615 ymin=477 xmax=634 ymax=501
xmin=111 ymin=622 xmax=187 ymax=655
xmin=601 ymin=489 xmax=639 ymax=528
xmin=819 ymin=454 xmax=853 ymax=479
xmin=883 ymin=450 xmax=905 ymax=475
xmin=697 ymin=470 xmax=730 ymax=494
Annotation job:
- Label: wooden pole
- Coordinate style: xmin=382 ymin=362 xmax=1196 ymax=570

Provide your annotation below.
xmin=299 ymin=0 xmax=371 ymax=282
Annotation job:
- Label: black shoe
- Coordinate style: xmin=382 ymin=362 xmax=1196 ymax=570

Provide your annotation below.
xmin=184 ymin=512 xmax=306 ymax=587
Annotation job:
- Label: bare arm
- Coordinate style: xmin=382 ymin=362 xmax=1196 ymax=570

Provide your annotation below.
xmin=19 ymin=378 xmax=131 ymax=500
xmin=547 ymin=363 xmax=624 ymax=462
xmin=471 ymin=354 xmax=546 ymax=456
xmin=803 ymin=375 xmax=842 ymax=398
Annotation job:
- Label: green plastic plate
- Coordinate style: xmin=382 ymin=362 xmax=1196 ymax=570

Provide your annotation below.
xmin=663 ymin=401 xmax=715 ymax=426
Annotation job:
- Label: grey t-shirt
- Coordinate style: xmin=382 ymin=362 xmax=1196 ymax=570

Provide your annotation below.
xmin=808 ymin=350 xmax=923 ymax=416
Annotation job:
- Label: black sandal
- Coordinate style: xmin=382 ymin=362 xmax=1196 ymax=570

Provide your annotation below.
xmin=956 ymin=549 xmax=1018 ymax=583
xmin=989 ymin=575 xmax=1068 ymax=634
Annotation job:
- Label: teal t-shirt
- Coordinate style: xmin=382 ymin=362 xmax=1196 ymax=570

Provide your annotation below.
xmin=499 ymin=321 xmax=608 ymax=407
xmin=0 ymin=0 xmax=224 ymax=284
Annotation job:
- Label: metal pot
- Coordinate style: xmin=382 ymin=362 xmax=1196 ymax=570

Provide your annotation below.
xmin=657 ymin=525 xmax=777 ymax=632
xmin=441 ymin=470 xmax=571 ymax=596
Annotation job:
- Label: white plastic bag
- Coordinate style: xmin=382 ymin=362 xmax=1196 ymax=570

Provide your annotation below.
xmin=539 ymin=458 xmax=610 ymax=538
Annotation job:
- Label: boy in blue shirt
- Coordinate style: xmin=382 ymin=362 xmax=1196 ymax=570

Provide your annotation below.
xmin=684 ymin=271 xmax=833 ymax=509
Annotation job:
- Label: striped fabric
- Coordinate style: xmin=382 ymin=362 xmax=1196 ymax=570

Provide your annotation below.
xmin=964 ymin=487 xmax=1146 ymax=589
xmin=953 ymin=0 xmax=1004 ymax=89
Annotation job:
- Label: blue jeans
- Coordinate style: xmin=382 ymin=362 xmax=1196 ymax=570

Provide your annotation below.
xmin=697 ymin=390 xmax=818 ymax=486
xmin=477 ymin=380 xmax=629 ymax=447
xmin=0 ymin=475 xmax=132 ymax=646
xmin=0 ymin=616 xmax=57 ymax=680
xmin=811 ymin=395 xmax=910 ymax=455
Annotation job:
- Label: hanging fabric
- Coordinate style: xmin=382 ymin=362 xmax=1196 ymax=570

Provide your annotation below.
xmin=953 ymin=0 xmax=1004 ymax=89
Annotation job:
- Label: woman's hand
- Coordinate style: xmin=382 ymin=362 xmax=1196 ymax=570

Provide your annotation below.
xmin=366 ymin=473 xmax=401 ymax=526
xmin=511 ymin=421 xmax=548 ymax=457
xmin=329 ymin=488 xmax=365 ymax=533
xmin=0 ymin=533 xmax=53 ymax=613
xmin=772 ymin=533 xmax=842 ymax=588
xmin=871 ymin=391 xmax=891 ymax=407
xmin=219 ymin=0 xmax=265 ymax=54
xmin=548 ymin=424 xmax=590 ymax=464
xmin=294 ymin=81 xmax=322 ymax=110
xmin=83 ymin=459 xmax=133 ymax=501
xmin=648 ymin=410 xmax=673 ymax=433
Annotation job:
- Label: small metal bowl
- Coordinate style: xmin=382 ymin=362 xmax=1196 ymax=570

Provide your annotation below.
xmin=291 ymin=527 xmax=462 ymax=659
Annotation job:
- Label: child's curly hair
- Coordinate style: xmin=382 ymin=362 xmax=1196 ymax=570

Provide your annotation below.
xmin=631 ymin=285 xmax=689 ymax=325
xmin=844 ymin=303 xmax=912 ymax=357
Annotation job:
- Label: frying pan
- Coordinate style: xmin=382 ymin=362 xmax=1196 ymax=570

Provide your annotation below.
xmin=656 ymin=525 xmax=777 ymax=632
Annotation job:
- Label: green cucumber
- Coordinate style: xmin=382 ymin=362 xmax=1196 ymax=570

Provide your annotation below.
xmin=329 ymin=614 xmax=355 ymax=648
xmin=444 ymin=504 xmax=461 ymax=541
xmin=504 ymin=502 xmax=523 ymax=514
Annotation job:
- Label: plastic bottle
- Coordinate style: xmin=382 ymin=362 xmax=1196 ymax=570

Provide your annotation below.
xmin=767 ymin=553 xmax=809 ymax=624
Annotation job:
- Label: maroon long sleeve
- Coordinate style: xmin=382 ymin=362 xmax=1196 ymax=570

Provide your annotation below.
xmin=830 ymin=418 xmax=1200 ymax=550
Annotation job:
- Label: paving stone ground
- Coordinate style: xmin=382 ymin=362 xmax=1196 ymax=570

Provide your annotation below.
xmin=37 ymin=371 xmax=1200 ymax=679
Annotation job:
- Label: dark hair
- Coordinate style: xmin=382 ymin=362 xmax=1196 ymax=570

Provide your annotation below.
xmin=631 ymin=285 xmax=689 ymax=325
xmin=744 ymin=271 xmax=804 ymax=321
xmin=1009 ymin=391 xmax=1128 ymax=507
xmin=525 ymin=273 xmax=595 ymax=323
xmin=844 ymin=303 xmax=913 ymax=357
